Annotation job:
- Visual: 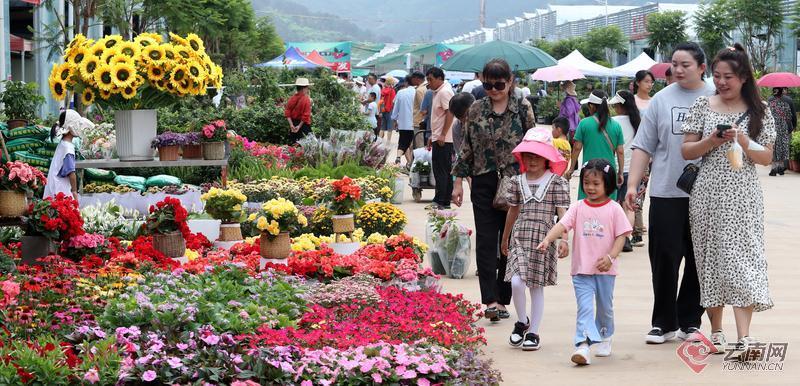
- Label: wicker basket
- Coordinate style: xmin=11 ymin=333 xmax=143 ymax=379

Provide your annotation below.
xmin=0 ymin=190 xmax=28 ymax=218
xmin=219 ymin=223 xmax=243 ymax=241
xmin=152 ymin=232 xmax=186 ymax=258
xmin=182 ymin=144 xmax=202 ymax=159
xmin=202 ymin=141 xmax=225 ymax=160
xmin=158 ymin=145 xmax=181 ymax=161
xmin=260 ymin=232 xmax=290 ymax=259
xmin=332 ymin=214 xmax=355 ymax=234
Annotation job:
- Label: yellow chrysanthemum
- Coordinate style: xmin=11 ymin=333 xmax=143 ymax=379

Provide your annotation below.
xmin=142 ymin=44 xmax=165 ymax=64
xmin=146 ymin=65 xmax=165 ymax=82
xmin=110 ymin=62 xmax=136 ymax=88
xmin=49 ymin=77 xmax=66 ymax=100
xmin=80 ymin=56 xmax=100 ymax=82
xmin=93 ymin=64 xmax=115 ymax=91
xmin=121 ymin=85 xmax=137 ymax=100
xmin=186 ymin=33 xmax=205 ymax=53
xmin=55 ymin=62 xmax=73 ymax=81
xmin=98 ymin=34 xmax=123 ymax=49
xmin=81 ymin=88 xmax=95 ymax=105
xmin=116 ymin=41 xmax=141 ymax=58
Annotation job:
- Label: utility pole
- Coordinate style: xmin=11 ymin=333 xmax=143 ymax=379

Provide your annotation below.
xmin=480 ymin=0 xmax=486 ymax=28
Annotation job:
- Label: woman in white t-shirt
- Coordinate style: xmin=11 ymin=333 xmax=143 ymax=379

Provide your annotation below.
xmin=609 ymin=90 xmax=641 ymax=252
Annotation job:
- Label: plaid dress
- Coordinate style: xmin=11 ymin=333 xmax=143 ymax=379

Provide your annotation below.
xmin=505 ymin=173 xmax=571 ymax=287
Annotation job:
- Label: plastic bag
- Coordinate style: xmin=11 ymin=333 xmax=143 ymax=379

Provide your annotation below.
xmin=114 ymin=175 xmax=146 ymax=191
xmin=426 ymin=221 xmax=447 ymax=275
xmin=437 ymin=222 xmax=472 ymax=279
xmin=85 ymin=168 xmax=117 ymax=182
xmin=728 ymin=139 xmax=743 ymax=171
xmin=145 ymin=175 xmax=182 ymax=188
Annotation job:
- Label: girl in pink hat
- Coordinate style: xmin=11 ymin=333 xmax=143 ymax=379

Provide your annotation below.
xmin=499 ymin=127 xmax=570 ymax=351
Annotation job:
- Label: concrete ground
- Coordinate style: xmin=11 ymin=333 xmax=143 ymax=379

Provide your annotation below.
xmin=392 ymin=141 xmax=800 ymax=385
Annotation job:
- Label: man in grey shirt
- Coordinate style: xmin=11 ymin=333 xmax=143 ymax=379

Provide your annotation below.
xmin=625 ymin=42 xmax=716 ymax=345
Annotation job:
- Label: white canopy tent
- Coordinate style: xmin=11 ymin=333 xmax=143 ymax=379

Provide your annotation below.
xmin=612 ymin=52 xmax=657 ymax=78
xmin=558 ymin=50 xmax=616 ymax=78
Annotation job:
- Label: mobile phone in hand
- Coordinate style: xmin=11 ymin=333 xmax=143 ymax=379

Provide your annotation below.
xmin=716 ymin=124 xmax=732 ymax=138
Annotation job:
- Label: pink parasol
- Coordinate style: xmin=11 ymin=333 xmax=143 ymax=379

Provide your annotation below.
xmin=531 ymin=64 xmax=585 ymax=82
xmin=756 ymin=72 xmax=800 ymax=88
xmin=649 ymin=63 xmax=671 ymax=80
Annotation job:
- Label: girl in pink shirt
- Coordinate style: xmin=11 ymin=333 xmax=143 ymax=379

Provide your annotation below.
xmin=538 ymin=158 xmax=632 ymax=365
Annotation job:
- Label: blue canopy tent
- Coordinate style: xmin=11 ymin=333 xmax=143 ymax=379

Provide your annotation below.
xmin=254 ymin=47 xmax=321 ymax=69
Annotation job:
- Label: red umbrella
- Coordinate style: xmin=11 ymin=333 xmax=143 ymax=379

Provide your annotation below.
xmin=649 ymin=63 xmax=671 ymax=79
xmin=757 ymin=72 xmax=800 ymax=88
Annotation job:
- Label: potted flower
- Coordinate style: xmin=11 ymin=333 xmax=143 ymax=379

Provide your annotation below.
xmin=249 ymin=197 xmax=307 ymax=261
xmin=23 ymin=193 xmax=85 ymax=264
xmin=0 ymin=80 xmax=45 ymax=129
xmin=63 ymin=233 xmax=114 ymax=262
xmin=182 ymin=132 xmax=203 ymax=159
xmin=151 ymin=132 xmax=186 ymax=161
xmin=200 ymin=187 xmax=246 ymax=241
xmin=48 ymin=33 xmax=223 ymax=161
xmin=790 ymin=131 xmax=800 ymax=172
xmin=201 ymin=120 xmax=227 ymax=160
xmin=144 ymin=197 xmax=189 ymax=258
xmin=0 ymin=161 xmax=47 ymax=217
xmin=411 ymin=160 xmax=432 ymax=185
xmin=327 ymin=176 xmax=362 ymax=234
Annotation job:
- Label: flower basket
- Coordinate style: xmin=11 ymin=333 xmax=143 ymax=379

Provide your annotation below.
xmin=182 ymin=144 xmax=202 ymax=159
xmin=158 ymin=145 xmax=180 ymax=161
xmin=152 ymin=231 xmax=186 ymax=258
xmin=219 ymin=223 xmax=243 ymax=241
xmin=332 ymin=213 xmax=355 ymax=233
xmin=203 ymin=141 xmax=225 ymax=160
xmin=260 ymin=231 xmax=290 ymax=259
xmin=0 ymin=190 xmax=27 ymax=218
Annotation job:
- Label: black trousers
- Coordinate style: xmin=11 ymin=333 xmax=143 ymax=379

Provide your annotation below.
xmin=431 ymin=142 xmax=453 ymax=207
xmin=648 ymin=197 xmax=704 ymax=331
xmin=471 ymin=172 xmax=512 ymax=305
xmin=288 ymin=120 xmax=312 ymax=144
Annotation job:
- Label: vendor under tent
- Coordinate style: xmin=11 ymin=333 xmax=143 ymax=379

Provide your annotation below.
xmin=254 ymin=47 xmax=322 ymax=69
xmin=441 ymin=40 xmax=556 ymax=72
xmin=557 ymin=50 xmax=616 ymax=78
xmin=612 ymin=52 xmax=657 ymax=78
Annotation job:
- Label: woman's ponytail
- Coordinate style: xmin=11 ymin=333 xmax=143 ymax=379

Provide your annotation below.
xmin=50 ymin=110 xmax=67 ymax=142
xmin=592 ymin=90 xmax=610 ymax=132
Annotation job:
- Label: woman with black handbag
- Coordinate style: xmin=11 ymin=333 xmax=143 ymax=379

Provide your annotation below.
xmin=452 ymin=59 xmax=535 ymax=321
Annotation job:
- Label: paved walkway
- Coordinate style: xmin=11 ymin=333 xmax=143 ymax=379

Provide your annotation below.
xmin=399 ymin=163 xmax=800 ymax=385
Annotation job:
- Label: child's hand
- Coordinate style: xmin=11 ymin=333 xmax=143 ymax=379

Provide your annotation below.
xmin=536 ymin=239 xmax=550 ymax=252
xmin=501 ymin=238 xmax=509 ymax=256
xmin=596 ymin=255 xmax=613 ymax=272
xmin=558 ymin=240 xmax=569 ymax=258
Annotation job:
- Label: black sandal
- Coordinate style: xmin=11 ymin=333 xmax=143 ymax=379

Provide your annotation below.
xmin=484 ymin=307 xmax=499 ymax=322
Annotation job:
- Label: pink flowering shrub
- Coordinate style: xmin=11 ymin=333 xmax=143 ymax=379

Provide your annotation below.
xmin=0 ymin=161 xmax=47 ymax=193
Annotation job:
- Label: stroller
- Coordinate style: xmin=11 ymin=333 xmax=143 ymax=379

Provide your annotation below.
xmin=409 ymin=130 xmax=436 ymax=202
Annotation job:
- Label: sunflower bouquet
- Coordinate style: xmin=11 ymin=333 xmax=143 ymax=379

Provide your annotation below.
xmin=49 ymin=32 xmax=223 ymax=110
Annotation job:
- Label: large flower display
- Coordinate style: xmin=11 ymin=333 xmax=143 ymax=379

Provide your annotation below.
xmin=49 ymin=32 xmax=223 ymax=109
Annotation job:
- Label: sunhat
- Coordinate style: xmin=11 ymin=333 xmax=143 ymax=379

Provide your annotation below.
xmin=512 ymin=127 xmax=568 ymax=175
xmin=293 ymin=77 xmax=314 ymax=87
xmin=607 ymin=92 xmax=625 ymax=105
xmin=384 ymin=75 xmax=397 ymax=86
xmin=55 ymin=109 xmax=94 ymax=138
xmin=580 ymin=93 xmax=606 ymax=105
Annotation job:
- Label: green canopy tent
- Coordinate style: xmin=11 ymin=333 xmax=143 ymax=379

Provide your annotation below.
xmin=441 ymin=40 xmax=556 ymax=72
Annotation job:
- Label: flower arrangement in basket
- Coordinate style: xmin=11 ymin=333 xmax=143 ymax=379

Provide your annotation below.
xmin=151 ymin=132 xmax=186 ymax=161
xmin=249 ymin=198 xmax=308 ymax=259
xmin=326 ymin=176 xmax=362 ymax=234
xmin=48 ymin=32 xmax=223 ymax=110
xmin=0 ymin=161 xmax=47 ymax=217
xmin=26 ymin=193 xmax=85 ymax=242
xmin=144 ymin=197 xmax=189 ymax=257
xmin=201 ymin=188 xmax=247 ymax=241
xmin=182 ymin=132 xmax=203 ymax=159
xmin=356 ymin=202 xmax=408 ymax=236
xmin=201 ymin=119 xmax=227 ymax=160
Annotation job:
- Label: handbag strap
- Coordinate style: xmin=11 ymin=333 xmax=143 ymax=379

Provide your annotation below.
xmin=494 ymin=97 xmax=528 ymax=177
xmin=592 ymin=115 xmax=616 ymax=153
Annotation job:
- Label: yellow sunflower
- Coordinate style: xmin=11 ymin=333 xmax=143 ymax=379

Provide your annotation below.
xmin=98 ymin=34 xmax=123 ymax=49
xmin=49 ymin=77 xmax=66 ymax=100
xmin=169 ymin=32 xmax=189 ymax=47
xmin=80 ymin=56 xmax=101 ymax=83
xmin=121 ymin=85 xmax=138 ymax=100
xmin=186 ymin=62 xmax=206 ymax=82
xmin=134 ymin=32 xmax=162 ymax=46
xmin=110 ymin=62 xmax=136 ymax=88
xmin=109 ymin=55 xmax=134 ymax=66
xmin=176 ymin=79 xmax=192 ymax=95
xmin=98 ymin=89 xmax=112 ymax=100
xmin=116 ymin=41 xmax=141 ymax=59
xmin=93 ymin=64 xmax=115 ymax=91
xmin=100 ymin=47 xmax=122 ymax=65
xmin=81 ymin=88 xmax=96 ymax=105
xmin=147 ymin=65 xmax=165 ymax=82
xmin=173 ymin=46 xmax=192 ymax=62
xmin=186 ymin=33 xmax=205 ymax=53
xmin=55 ymin=62 xmax=72 ymax=81
xmin=142 ymin=44 xmax=165 ymax=64
xmin=64 ymin=34 xmax=87 ymax=58
xmin=162 ymin=44 xmax=176 ymax=61
xmin=170 ymin=64 xmax=189 ymax=84
xmin=89 ymin=42 xmax=105 ymax=58
xmin=68 ymin=46 xmax=89 ymax=67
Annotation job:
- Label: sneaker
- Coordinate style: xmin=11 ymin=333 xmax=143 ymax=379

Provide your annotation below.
xmin=522 ymin=332 xmax=541 ymax=351
xmin=394 ymin=157 xmax=401 ymax=165
xmin=677 ymin=327 xmax=701 ymax=342
xmin=595 ymin=338 xmax=612 ymax=357
xmin=498 ymin=309 xmax=511 ymax=319
xmin=733 ymin=336 xmax=758 ymax=361
xmin=509 ymin=319 xmax=529 ymax=347
xmin=645 ymin=327 xmax=677 ymax=344
xmin=571 ymin=343 xmax=591 ymax=365
xmin=710 ymin=330 xmax=726 ymax=354
xmin=631 ymin=235 xmax=645 ymax=247
xmin=622 ymin=237 xmax=633 ymax=252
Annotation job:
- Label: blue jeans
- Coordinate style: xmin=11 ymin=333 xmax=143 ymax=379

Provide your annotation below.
xmin=572 ymin=274 xmax=616 ymax=346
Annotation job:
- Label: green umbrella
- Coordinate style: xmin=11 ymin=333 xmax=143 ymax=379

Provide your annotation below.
xmin=441 ymin=40 xmax=557 ymax=72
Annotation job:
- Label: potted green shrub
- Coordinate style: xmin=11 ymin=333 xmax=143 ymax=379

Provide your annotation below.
xmin=790 ymin=131 xmax=800 ymax=172
xmin=536 ymin=94 xmax=560 ymax=125
xmin=0 ymin=81 xmax=45 ymax=129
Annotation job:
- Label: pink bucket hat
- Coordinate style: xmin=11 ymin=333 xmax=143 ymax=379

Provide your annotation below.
xmin=512 ymin=127 xmax=568 ymax=175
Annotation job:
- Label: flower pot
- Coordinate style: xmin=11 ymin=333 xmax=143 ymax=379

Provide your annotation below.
xmin=330 ymin=242 xmax=361 ymax=256
xmin=152 ymin=231 xmax=186 ymax=258
xmin=391 ymin=177 xmax=405 ymax=204
xmin=790 ymin=160 xmax=800 ymax=172
xmin=332 ymin=214 xmax=355 ymax=234
xmin=0 ymin=190 xmax=27 ymax=218
xmin=202 ymin=141 xmax=225 ymax=160
xmin=418 ymin=174 xmax=430 ymax=185
xmin=182 ymin=144 xmax=202 ymax=159
xmin=158 ymin=145 xmax=181 ymax=161
xmin=219 ymin=222 xmax=243 ymax=241
xmin=115 ymin=109 xmax=157 ymax=161
xmin=260 ymin=231 xmax=290 ymax=259
xmin=187 ymin=219 xmax=221 ymax=241
xmin=7 ymin=119 xmax=27 ymax=130
xmin=21 ymin=235 xmax=57 ymax=265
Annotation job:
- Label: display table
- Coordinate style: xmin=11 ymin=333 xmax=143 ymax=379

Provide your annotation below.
xmin=80 ymin=191 xmax=205 ymax=214
xmin=75 ymin=157 xmax=229 ymax=190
